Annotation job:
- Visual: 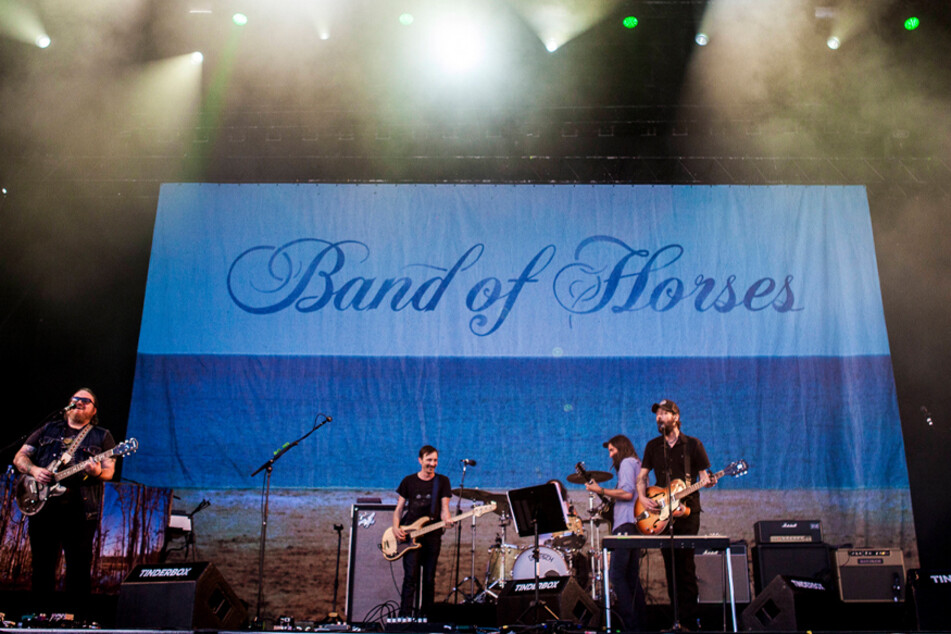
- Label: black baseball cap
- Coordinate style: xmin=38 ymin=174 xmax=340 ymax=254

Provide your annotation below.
xmin=651 ymin=399 xmax=680 ymax=415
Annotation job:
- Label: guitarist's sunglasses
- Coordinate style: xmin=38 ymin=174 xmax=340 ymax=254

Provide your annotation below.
xmin=71 ymin=396 xmax=94 ymax=405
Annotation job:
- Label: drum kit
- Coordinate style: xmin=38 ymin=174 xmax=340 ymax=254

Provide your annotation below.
xmin=450 ymin=467 xmax=614 ymax=603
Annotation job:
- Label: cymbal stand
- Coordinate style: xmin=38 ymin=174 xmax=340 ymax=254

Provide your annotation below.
xmin=586 ymin=491 xmax=603 ymax=600
xmin=478 ymin=512 xmax=512 ymax=601
xmin=445 ymin=507 xmax=482 ymax=602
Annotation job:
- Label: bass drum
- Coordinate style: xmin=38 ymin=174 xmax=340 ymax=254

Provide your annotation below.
xmin=511 ymin=546 xmax=570 ymax=580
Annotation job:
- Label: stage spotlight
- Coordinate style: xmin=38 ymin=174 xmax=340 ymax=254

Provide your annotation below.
xmin=430 ymin=17 xmax=485 ymax=73
xmin=232 ymin=13 xmax=248 ymax=26
xmin=35 ymin=34 xmax=51 ymax=48
xmin=1 ymin=187 xmax=7 ymax=195
xmin=695 ymin=32 xmax=709 ymax=46
xmin=191 ymin=51 xmax=204 ymax=64
xmin=622 ymin=16 xmax=638 ymax=29
xmin=826 ymin=36 xmax=840 ymax=49
xmin=399 ymin=13 xmax=414 ymax=26
xmin=544 ymin=39 xmax=558 ymax=52
xmin=904 ymin=16 xmax=920 ymax=31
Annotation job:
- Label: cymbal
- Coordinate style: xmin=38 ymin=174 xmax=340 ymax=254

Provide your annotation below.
xmin=452 ymin=488 xmax=509 ymax=513
xmin=566 ymin=470 xmax=612 ymax=484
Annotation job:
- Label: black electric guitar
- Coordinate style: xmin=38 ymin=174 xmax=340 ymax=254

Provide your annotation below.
xmin=575 ymin=461 xmax=614 ymax=525
xmin=15 ymin=438 xmax=139 ymax=516
xmin=381 ymin=501 xmax=496 ymax=561
xmin=634 ymin=459 xmax=749 ymax=535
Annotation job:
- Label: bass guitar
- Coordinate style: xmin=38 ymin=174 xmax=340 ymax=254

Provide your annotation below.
xmin=15 ymin=438 xmax=139 ymax=516
xmin=634 ymin=459 xmax=748 ymax=535
xmin=381 ymin=501 xmax=496 ymax=561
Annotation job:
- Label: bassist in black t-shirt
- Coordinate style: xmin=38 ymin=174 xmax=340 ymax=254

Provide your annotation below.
xmin=392 ymin=445 xmax=453 ymax=617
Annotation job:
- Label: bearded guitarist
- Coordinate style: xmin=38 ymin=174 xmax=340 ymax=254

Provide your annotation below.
xmin=12 ymin=388 xmax=116 ymax=611
xmin=392 ymin=445 xmax=454 ymax=618
xmin=636 ymin=399 xmax=717 ymax=632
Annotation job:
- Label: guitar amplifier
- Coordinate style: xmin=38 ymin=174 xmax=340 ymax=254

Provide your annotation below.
xmin=754 ymin=519 xmax=822 ymax=544
xmin=834 ymin=548 xmax=905 ymax=602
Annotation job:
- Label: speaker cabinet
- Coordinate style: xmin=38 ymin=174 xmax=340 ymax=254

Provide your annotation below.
xmin=346 ymin=503 xmax=404 ymax=625
xmin=907 ymin=569 xmax=951 ymax=630
xmin=496 ymin=576 xmax=600 ymax=627
xmin=741 ymin=575 xmax=835 ymax=631
xmin=697 ymin=541 xmax=752 ymax=603
xmin=116 ymin=561 xmax=247 ymax=630
xmin=834 ymin=548 xmax=904 ymax=602
xmin=752 ymin=543 xmax=831 ymax=594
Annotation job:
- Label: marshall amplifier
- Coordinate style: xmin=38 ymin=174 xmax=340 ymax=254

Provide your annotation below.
xmin=754 ymin=519 xmax=823 ymax=544
xmin=834 ymin=548 xmax=905 ymax=602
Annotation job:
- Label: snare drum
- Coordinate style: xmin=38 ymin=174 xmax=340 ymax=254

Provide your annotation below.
xmin=511 ymin=546 xmax=570 ymax=579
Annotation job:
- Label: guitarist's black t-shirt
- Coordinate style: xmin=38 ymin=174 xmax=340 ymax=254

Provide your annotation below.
xmin=397 ymin=473 xmax=452 ymax=527
xmin=641 ymin=433 xmax=710 ymax=513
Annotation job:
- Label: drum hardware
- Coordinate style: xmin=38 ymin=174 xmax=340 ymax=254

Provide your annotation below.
xmin=448 ymin=486 xmax=509 ymax=604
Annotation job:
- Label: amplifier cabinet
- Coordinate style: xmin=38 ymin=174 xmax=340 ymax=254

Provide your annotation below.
xmin=834 ymin=548 xmax=904 ymax=603
xmin=346 ymin=503 xmax=403 ymax=625
xmin=752 ymin=543 xmax=831 ymax=595
xmin=754 ymin=519 xmax=822 ymax=545
xmin=697 ymin=541 xmax=752 ymax=604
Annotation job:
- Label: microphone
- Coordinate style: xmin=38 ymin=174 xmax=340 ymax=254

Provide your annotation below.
xmin=64 ymin=402 xmax=79 ymax=412
xmin=461 ymin=458 xmax=477 ymax=466
xmin=325 ymin=415 xmax=333 ymax=422
xmin=921 ymin=406 xmax=934 ymax=426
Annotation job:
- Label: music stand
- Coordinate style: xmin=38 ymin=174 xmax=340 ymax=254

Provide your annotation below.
xmin=506 ymin=483 xmax=570 ymax=624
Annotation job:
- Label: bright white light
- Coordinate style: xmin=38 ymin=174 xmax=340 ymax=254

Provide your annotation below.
xmin=35 ymin=34 xmax=51 ymax=48
xmin=544 ymin=39 xmax=558 ymax=52
xmin=190 ymin=51 xmax=204 ymax=64
xmin=827 ymin=36 xmax=840 ymax=50
xmin=695 ymin=32 xmax=709 ymax=46
xmin=430 ymin=17 xmax=485 ymax=74
xmin=319 ymin=31 xmax=330 ymax=40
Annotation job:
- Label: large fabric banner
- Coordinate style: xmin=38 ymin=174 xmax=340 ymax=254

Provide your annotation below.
xmin=126 ymin=184 xmax=906 ymax=492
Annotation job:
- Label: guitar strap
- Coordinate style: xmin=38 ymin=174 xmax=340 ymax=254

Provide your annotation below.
xmin=430 ymin=476 xmax=440 ymax=518
xmin=683 ymin=434 xmax=692 ymax=487
xmin=52 ymin=423 xmax=93 ymax=470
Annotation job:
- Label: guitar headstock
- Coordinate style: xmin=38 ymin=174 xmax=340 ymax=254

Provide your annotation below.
xmin=115 ymin=438 xmax=139 ymax=458
xmin=575 ymin=462 xmax=588 ymax=477
xmin=724 ymin=459 xmax=749 ymax=478
xmin=474 ymin=501 xmax=497 ymax=516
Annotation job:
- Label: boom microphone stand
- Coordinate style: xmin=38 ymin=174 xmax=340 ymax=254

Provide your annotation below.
xmin=250 ymin=412 xmax=333 ymax=624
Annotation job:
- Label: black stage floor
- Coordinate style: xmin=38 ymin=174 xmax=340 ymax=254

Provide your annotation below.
xmin=0 ymin=590 xmax=929 ymax=634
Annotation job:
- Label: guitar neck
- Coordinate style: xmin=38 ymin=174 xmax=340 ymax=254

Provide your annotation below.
xmin=672 ymin=468 xmax=726 ymax=501
xmin=54 ymin=448 xmax=116 ymax=481
xmin=411 ymin=507 xmax=482 ymax=538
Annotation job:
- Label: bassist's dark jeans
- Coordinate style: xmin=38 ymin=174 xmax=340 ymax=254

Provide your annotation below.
xmin=400 ymin=534 xmax=441 ymax=617
xmin=27 ymin=495 xmax=97 ymax=607
xmin=611 ymin=523 xmax=648 ymax=631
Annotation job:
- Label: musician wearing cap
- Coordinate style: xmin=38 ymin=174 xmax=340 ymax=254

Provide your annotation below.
xmin=585 ymin=434 xmax=647 ymax=631
xmin=392 ymin=445 xmax=453 ymax=617
xmin=12 ymin=388 xmax=116 ymax=605
xmin=636 ymin=399 xmax=716 ymax=631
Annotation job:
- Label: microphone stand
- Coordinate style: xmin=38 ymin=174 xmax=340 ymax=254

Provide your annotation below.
xmin=661 ymin=426 xmax=682 ymax=632
xmin=250 ymin=412 xmax=332 ymax=624
xmin=447 ymin=460 xmax=471 ymax=603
